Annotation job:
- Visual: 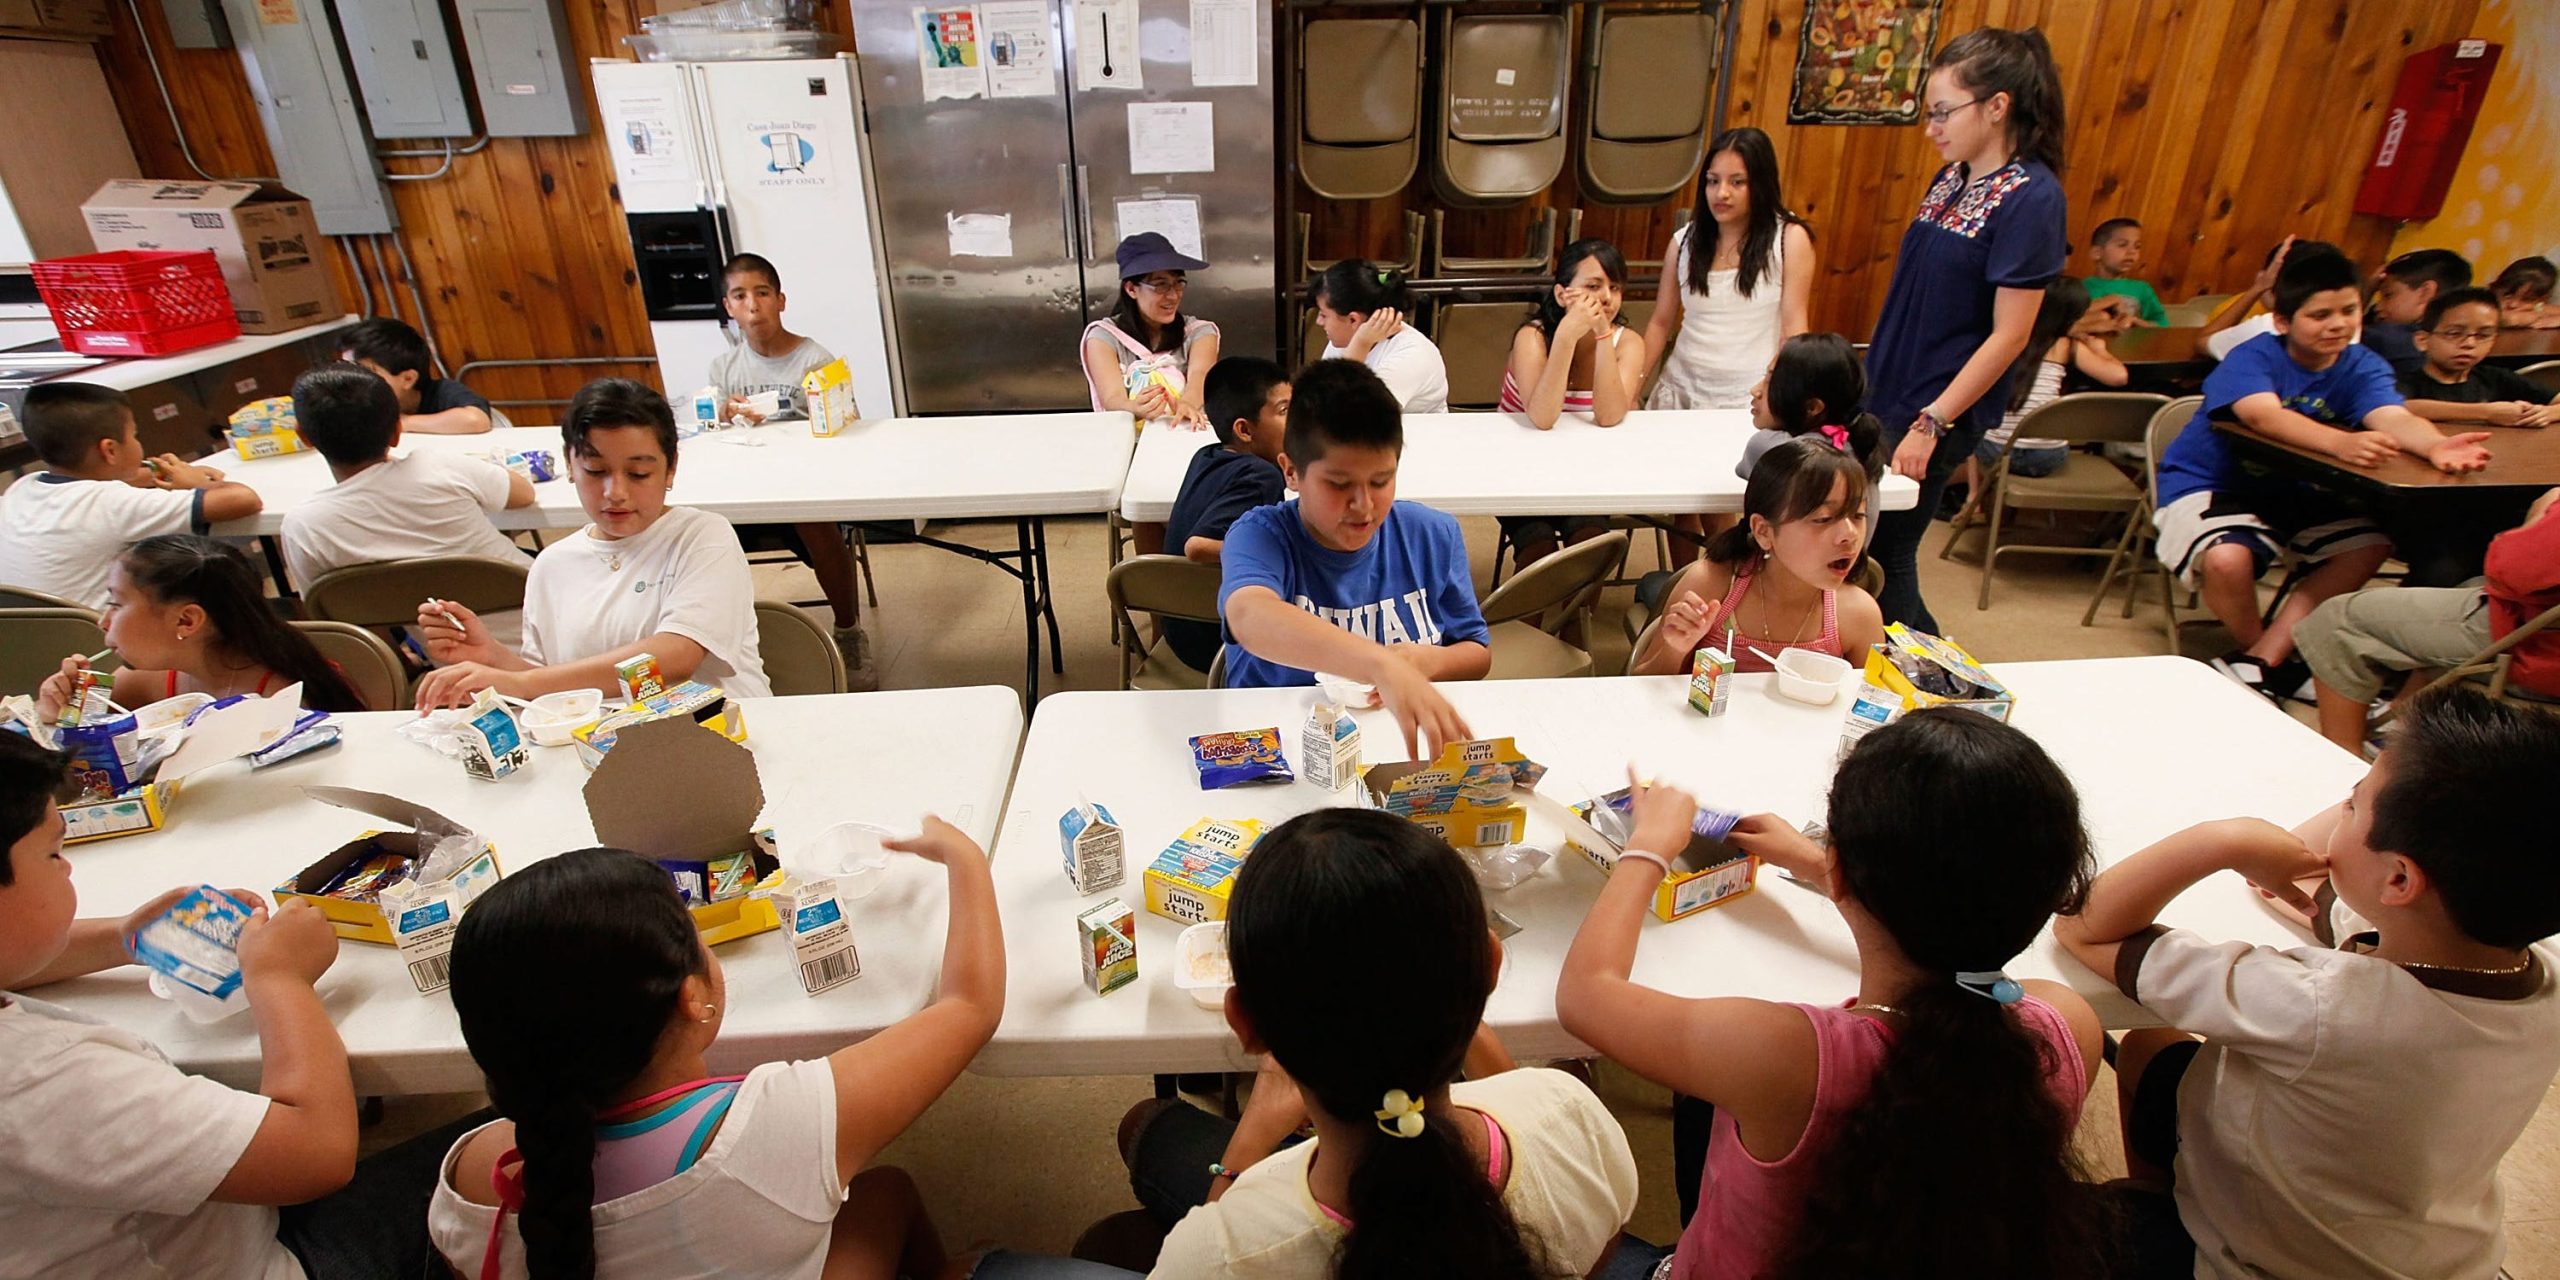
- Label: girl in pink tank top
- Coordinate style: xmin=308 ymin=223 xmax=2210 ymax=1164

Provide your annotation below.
xmin=1630 ymin=436 xmax=1886 ymax=677
xmin=1558 ymin=706 xmax=2112 ymax=1279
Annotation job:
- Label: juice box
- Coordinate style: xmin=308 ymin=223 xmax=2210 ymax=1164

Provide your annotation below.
xmin=1688 ymin=646 xmax=1734 ymax=717
xmin=1078 ymin=897 xmax=1139 ymax=996
xmin=616 ymin=653 xmax=667 ymax=701
xmin=1300 ymin=700 xmax=1362 ymax=791
xmin=1058 ymin=800 xmax=1125 ymax=894
xmin=1141 ymin=817 xmax=1266 ymax=924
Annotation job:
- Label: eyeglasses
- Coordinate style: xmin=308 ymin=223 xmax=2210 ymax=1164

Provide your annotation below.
xmin=1134 ymin=277 xmax=1188 ymax=296
xmin=2425 ymin=328 xmax=2498 ymax=345
xmin=1922 ymin=95 xmax=1988 ymax=125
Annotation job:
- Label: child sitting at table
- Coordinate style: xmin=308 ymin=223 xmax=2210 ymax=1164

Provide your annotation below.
xmin=2491 ymin=256 xmax=2560 ymax=329
xmin=279 ymin=362 xmax=534 ymax=593
xmin=0 ymin=382 xmax=260 ymax=610
xmin=428 ymin=817 xmax=1003 ymax=1278
xmin=2198 ymin=237 xmax=2354 ymax=361
xmin=2153 ymin=248 xmax=2492 ymax=703
xmin=2363 ymin=248 xmax=2474 ymax=379
xmin=1736 ymin=332 xmax=1884 ymax=486
xmin=1631 ymin=437 xmax=1885 ymax=677
xmin=412 ymin=379 xmax=771 ymax=707
xmin=1312 ymin=259 xmax=1448 ymax=414
xmin=1159 ymin=356 xmax=1289 ymax=673
xmin=2054 ymin=687 xmax=2560 ymax=1280
xmin=2295 ymin=486 xmax=2560 ymax=754
xmin=1218 ymin=360 xmax=1487 ymax=753
xmin=2396 ymin=286 xmax=2560 ymax=427
xmin=340 ymin=317 xmax=496 ymax=435
xmin=0 ymin=730 xmax=404 ymax=1277
xmin=1558 ymin=710 xmax=2107 ymax=1279
xmin=1948 ymin=275 xmax=2132 ymax=527
xmin=2085 ymin=217 xmax=2168 ymax=327
xmin=34 ymin=534 xmax=367 ymax=715
xmin=1498 ymin=239 xmax=1651 ymax=566
xmin=706 ymin=251 xmax=871 ymax=676
xmin=1115 ymin=808 xmax=1637 ymax=1279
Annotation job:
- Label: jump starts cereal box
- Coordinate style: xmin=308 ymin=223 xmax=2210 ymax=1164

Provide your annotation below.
xmin=1360 ymin=737 xmax=1546 ymax=849
xmin=1838 ymin=625 xmax=2015 ymax=760
xmin=1561 ymin=788 xmax=1759 ymax=922
xmin=1142 ymin=817 xmax=1267 ymax=924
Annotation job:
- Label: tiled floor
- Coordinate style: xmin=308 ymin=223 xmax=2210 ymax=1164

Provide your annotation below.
xmin=369 ymin=511 xmax=2560 ymax=1274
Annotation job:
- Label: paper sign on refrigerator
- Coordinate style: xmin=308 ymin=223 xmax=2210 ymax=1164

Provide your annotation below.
xmin=915 ymin=6 xmax=990 ymax=101
xmin=978 ymin=0 xmax=1055 ymax=99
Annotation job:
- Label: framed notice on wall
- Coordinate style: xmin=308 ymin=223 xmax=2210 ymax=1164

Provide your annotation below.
xmin=1787 ymin=0 xmax=1943 ymax=125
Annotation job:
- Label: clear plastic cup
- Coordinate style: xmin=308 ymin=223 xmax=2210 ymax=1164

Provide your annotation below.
xmin=810 ymin=821 xmax=894 ymax=899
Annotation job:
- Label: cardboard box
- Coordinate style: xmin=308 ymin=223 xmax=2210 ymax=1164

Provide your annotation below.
xmin=1141 ymin=817 xmax=1265 ymax=925
xmin=49 ymin=684 xmax=307 ymax=844
xmin=226 ymin=396 xmax=304 ymax=461
xmin=61 ymin=778 xmax=178 ymax=844
xmin=1078 ymin=898 xmax=1139 ymax=996
xmin=277 ymin=789 xmax=503 ymax=948
xmin=81 ymin=181 xmax=339 ymax=334
xmin=1838 ymin=625 xmax=2016 ymax=759
xmin=584 ymin=717 xmax=785 ymax=945
xmin=1359 ymin=737 xmax=1545 ymax=849
xmin=802 ymin=357 xmax=860 ymax=437
xmin=571 ymin=681 xmax=747 ymax=770
xmin=1058 ymin=800 xmax=1125 ymax=895
xmin=1557 ymin=788 xmax=1759 ymax=923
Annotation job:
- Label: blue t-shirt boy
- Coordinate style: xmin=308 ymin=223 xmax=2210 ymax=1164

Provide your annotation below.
xmin=2157 ymin=331 xmax=2403 ymax=508
xmin=1865 ymin=159 xmax=2070 ymax=440
xmin=1216 ymin=499 xmax=1490 ymax=689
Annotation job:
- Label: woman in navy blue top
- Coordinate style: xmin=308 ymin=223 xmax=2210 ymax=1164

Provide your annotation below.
xmin=1864 ymin=28 xmax=2071 ymax=630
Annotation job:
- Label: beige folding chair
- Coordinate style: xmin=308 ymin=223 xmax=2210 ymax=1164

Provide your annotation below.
xmin=0 ymin=607 xmax=108 ymax=697
xmin=1430 ymin=208 xmax=1559 ymax=277
xmin=2375 ymin=600 xmax=2560 ymax=725
xmin=293 ymin=620 xmax=408 ymax=712
xmin=0 ymin=584 xmax=89 ymax=610
xmin=2521 ymin=360 xmax=2560 ymax=396
xmin=2083 ymin=395 xmax=2203 ymax=652
xmin=753 ymin=600 xmax=849 ymax=696
xmin=1298 ymin=210 xmax=1423 ymax=279
xmin=1578 ymin=8 xmax=1714 ymax=204
xmin=1437 ymin=301 xmax=1537 ymax=408
xmin=1941 ymin=393 xmax=2167 ymax=610
xmin=1205 ymin=646 xmax=1229 ymax=690
xmin=1623 ymin=614 xmax=1664 ymax=677
xmin=1435 ymin=11 xmax=1571 ymax=205
xmin=1107 ymin=555 xmax=1222 ymax=691
xmin=300 ymin=556 xmax=531 ymax=626
xmin=1299 ymin=18 xmax=1423 ymax=201
xmin=1480 ymin=530 xmax=1626 ymax=680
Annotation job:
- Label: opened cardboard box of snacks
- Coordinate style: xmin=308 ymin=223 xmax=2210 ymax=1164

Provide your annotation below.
xmin=81 ymin=181 xmax=338 ymax=334
xmin=35 ymin=685 xmax=308 ymax=843
xmin=584 ymin=717 xmax=784 ymax=946
xmin=1360 ymin=737 xmax=1546 ymax=850
xmin=276 ymin=788 xmax=502 ymax=993
xmin=226 ymin=396 xmax=304 ymax=461
xmin=571 ymin=680 xmax=747 ymax=770
xmin=1838 ymin=625 xmax=2016 ymax=759
xmin=1552 ymin=788 xmax=1760 ymax=923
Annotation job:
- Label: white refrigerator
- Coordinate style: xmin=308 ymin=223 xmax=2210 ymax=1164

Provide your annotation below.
xmin=591 ymin=56 xmax=904 ymax=418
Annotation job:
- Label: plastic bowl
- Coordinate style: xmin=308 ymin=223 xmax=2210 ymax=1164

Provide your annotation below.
xmin=1172 ymin=921 xmax=1232 ymax=1009
xmin=810 ymin=821 xmax=894 ymax=899
xmin=1775 ymin=649 xmax=1853 ymax=705
xmin=520 ymin=689 xmax=604 ymax=747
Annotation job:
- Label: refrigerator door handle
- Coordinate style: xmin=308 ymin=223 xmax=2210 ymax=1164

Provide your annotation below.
xmin=1057 ymin=163 xmax=1077 ymax=259
xmin=691 ymin=66 xmax=730 ymax=213
xmin=1075 ymin=164 xmax=1095 ymax=265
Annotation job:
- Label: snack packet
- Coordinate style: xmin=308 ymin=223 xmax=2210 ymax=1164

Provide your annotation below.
xmin=130 ymin=887 xmax=253 ymax=1020
xmin=1189 ymin=728 xmax=1293 ymax=789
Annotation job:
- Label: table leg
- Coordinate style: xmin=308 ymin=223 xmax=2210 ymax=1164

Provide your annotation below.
xmin=258 ymin=536 xmax=293 ymax=600
xmin=1017 ymin=518 xmax=1043 ymax=700
xmin=1034 ymin=517 xmax=1063 ymax=676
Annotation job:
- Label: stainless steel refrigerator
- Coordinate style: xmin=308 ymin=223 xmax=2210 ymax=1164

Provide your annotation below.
xmin=847 ymin=0 xmax=1276 ymax=413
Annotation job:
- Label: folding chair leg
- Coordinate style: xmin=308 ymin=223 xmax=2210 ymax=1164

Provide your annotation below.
xmin=2158 ymin=566 xmax=2180 ymax=654
xmin=2082 ymin=509 xmax=2144 ymax=627
xmin=1975 ymin=484 xmax=2008 ymax=611
xmin=851 ymin=526 xmax=878 ymax=608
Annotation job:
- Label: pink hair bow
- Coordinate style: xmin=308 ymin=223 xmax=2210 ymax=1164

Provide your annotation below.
xmin=1818 ymin=424 xmax=1851 ymax=451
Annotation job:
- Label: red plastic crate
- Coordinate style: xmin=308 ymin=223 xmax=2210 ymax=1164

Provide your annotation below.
xmin=31 ymin=249 xmax=241 ymax=357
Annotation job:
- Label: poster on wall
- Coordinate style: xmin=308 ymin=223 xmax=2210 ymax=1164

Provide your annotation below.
xmin=916 ymin=6 xmax=990 ymax=102
xmin=978 ymin=0 xmax=1055 ymax=99
xmin=1787 ymin=0 xmax=1943 ymax=125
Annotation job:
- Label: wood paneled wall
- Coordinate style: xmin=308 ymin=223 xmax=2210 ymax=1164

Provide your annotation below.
xmin=1301 ymin=0 xmax=2484 ymax=339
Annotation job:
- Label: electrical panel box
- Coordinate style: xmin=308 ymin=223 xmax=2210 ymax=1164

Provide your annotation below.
xmin=159 ymin=0 xmax=232 ymax=49
xmin=453 ymin=0 xmax=585 ymax=137
xmin=335 ymin=0 xmax=476 ymax=139
xmin=216 ymin=0 xmax=394 ymax=234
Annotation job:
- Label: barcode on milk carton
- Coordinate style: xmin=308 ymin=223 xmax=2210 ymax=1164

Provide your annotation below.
xmin=800 ymin=950 xmax=858 ymax=991
xmin=406 ymin=953 xmax=453 ymax=993
xmin=784 ymin=883 xmax=862 ymax=995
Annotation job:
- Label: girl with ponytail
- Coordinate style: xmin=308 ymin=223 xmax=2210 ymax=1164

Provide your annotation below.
xmin=426 ymin=819 xmax=1004 ymax=1279
xmin=1141 ymin=808 xmax=1639 ymax=1278
xmin=1312 ymin=259 xmax=1449 ymax=413
xmin=1629 ymin=436 xmax=1885 ymax=677
xmin=1559 ymin=709 xmax=2110 ymax=1279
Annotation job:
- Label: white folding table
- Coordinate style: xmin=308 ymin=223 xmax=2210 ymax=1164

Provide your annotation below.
xmin=215 ymin=414 xmax=1137 ymax=695
xmin=977 ymin=657 xmax=2363 ymax=1076
xmin=1115 ymin=410 xmax=1922 ymax=523
xmin=35 ymin=688 xmax=1025 ymax=1095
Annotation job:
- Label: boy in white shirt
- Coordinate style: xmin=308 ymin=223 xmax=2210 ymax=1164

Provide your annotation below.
xmin=2057 ymin=688 xmax=2560 ymax=1280
xmin=0 ymin=730 xmax=366 ymax=1278
xmin=0 ymin=383 xmax=261 ymax=608
xmin=279 ymin=362 xmax=535 ymax=590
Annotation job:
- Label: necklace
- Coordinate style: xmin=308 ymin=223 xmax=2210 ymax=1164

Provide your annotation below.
xmin=2398 ymin=955 xmax=2534 ymax=976
xmin=1849 ymin=1002 xmax=1902 ymax=1018
xmin=1735 ymin=569 xmax=1820 ymax=644
xmin=588 ymin=531 xmax=625 ymax=573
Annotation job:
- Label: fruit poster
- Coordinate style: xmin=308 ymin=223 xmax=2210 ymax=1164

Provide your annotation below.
xmin=1788 ymin=0 xmax=1943 ymax=125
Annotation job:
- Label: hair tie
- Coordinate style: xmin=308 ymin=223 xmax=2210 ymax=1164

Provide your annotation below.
xmin=1373 ymin=1089 xmax=1426 ymax=1139
xmin=1818 ymin=423 xmax=1851 ymax=451
xmin=1955 ymin=970 xmax=2025 ymax=1005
